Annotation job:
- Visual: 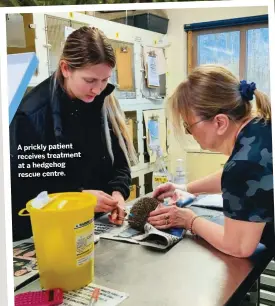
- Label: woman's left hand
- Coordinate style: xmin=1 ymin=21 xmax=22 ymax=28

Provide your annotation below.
xmin=109 ymin=191 xmax=126 ymax=226
xmin=147 ymin=205 xmax=197 ymax=230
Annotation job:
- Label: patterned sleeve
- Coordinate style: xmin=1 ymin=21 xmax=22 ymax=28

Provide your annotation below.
xmin=221 ymin=160 xmax=273 ymax=223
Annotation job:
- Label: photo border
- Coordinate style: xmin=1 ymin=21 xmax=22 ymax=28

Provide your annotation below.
xmin=0 ymin=1 xmax=274 ymax=306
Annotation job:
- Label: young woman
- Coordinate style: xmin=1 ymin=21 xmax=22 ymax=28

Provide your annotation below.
xmin=150 ymin=65 xmax=273 ymax=258
xmin=10 ymin=26 xmax=137 ymax=241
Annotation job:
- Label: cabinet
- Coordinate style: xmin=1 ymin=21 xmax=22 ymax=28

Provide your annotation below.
xmin=186 ymin=152 xmax=228 ymax=183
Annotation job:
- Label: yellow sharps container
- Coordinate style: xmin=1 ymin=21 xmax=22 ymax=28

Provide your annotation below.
xmin=18 ymin=192 xmax=96 ymax=291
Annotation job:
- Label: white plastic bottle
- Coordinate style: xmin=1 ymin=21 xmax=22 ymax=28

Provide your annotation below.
xmin=152 ymin=146 xmax=170 ymax=190
xmin=173 ymin=159 xmax=186 ymax=185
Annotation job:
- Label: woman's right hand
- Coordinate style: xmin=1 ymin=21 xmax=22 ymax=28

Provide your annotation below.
xmin=152 ymin=182 xmax=186 ymax=201
xmin=82 ymin=190 xmax=118 ymax=213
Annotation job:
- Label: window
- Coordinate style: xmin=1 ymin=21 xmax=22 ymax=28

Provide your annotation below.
xmin=196 ymin=30 xmax=240 ymax=77
xmin=186 ymin=15 xmax=269 ymax=96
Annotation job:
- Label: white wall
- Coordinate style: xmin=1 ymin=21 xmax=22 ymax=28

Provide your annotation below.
xmin=165 ymin=6 xmax=268 ymax=174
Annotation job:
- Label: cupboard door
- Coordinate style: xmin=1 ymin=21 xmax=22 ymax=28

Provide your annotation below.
xmin=186 ymin=153 xmax=228 ymax=182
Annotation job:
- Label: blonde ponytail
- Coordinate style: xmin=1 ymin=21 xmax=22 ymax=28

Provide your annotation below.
xmin=104 ymin=95 xmax=139 ymax=167
xmin=254 ymin=89 xmax=271 ymax=121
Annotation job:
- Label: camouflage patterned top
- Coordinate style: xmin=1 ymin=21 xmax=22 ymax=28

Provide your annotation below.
xmin=222 ymin=117 xmax=274 ymax=249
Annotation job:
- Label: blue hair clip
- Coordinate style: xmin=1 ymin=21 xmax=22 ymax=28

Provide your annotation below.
xmin=239 ymin=80 xmax=256 ymax=101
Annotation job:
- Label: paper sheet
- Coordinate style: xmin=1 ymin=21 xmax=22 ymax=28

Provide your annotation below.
xmin=143 ymin=46 xmax=167 ymax=75
xmin=147 ymin=56 xmax=160 ymax=87
xmin=143 ymin=109 xmax=167 ymax=163
xmin=148 ymin=119 xmax=160 ymax=148
xmin=62 ymin=283 xmax=129 ymax=306
xmin=6 ymin=13 xmax=26 ymax=48
xmin=192 ymin=194 xmax=223 ymax=209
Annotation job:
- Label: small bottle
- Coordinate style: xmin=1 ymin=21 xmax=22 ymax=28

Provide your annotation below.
xmin=173 ymin=159 xmax=185 ymax=185
xmin=152 ymin=146 xmax=169 ymax=190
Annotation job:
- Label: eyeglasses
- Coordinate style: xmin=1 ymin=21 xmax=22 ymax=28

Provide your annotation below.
xmin=183 ymin=115 xmax=234 ymax=135
xmin=183 ymin=118 xmax=211 ymax=135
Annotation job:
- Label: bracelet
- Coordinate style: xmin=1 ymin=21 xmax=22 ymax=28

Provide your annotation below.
xmin=189 ymin=215 xmax=201 ymax=235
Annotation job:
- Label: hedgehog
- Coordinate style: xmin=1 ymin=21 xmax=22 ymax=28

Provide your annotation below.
xmin=128 ymin=197 xmax=160 ymax=231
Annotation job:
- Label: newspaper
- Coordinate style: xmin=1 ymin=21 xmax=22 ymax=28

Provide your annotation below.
xmin=94 ymin=222 xmax=117 ymax=236
xmin=131 ymin=223 xmax=183 ymax=249
xmin=62 ymin=283 xmax=129 ymax=306
xmin=96 ymin=215 xmax=183 ymax=250
xmin=13 ymin=238 xmax=39 ymax=290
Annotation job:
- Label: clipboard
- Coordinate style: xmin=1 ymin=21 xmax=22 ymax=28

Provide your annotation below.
xmin=145 ymin=51 xmax=160 ymax=89
xmin=115 ymin=46 xmax=134 ymax=91
xmin=143 ymin=110 xmax=167 ymax=163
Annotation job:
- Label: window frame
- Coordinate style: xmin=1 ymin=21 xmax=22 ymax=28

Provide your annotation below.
xmin=188 ymin=22 xmax=268 ymax=80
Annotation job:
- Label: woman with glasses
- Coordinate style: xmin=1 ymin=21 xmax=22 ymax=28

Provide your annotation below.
xmin=149 ymin=64 xmax=273 ymax=257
